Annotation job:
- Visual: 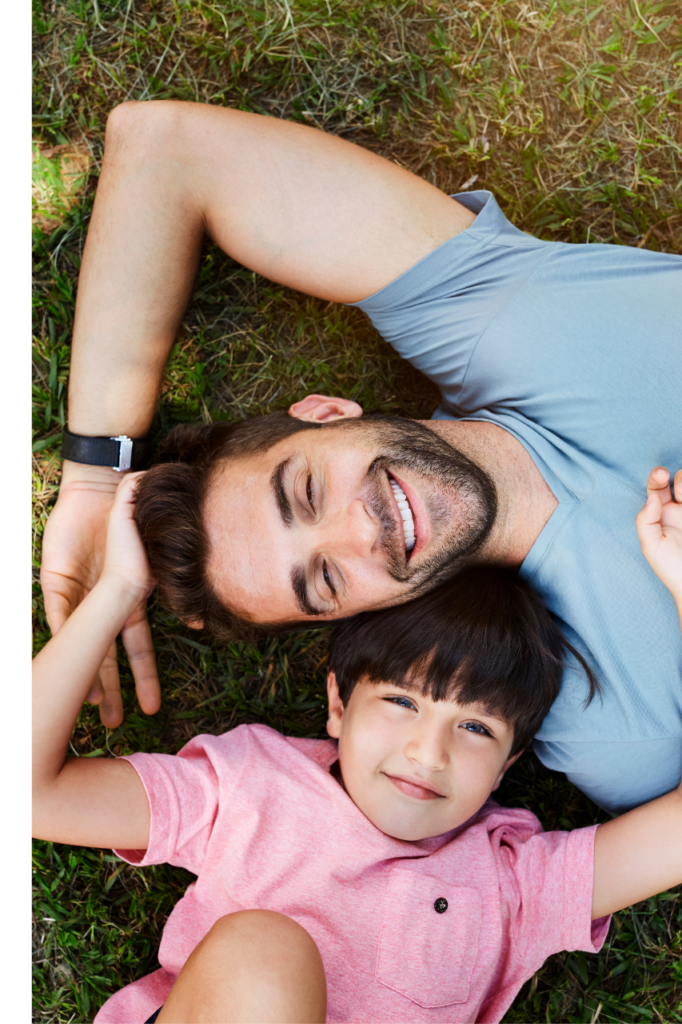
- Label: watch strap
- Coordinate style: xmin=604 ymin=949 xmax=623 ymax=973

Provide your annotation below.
xmin=62 ymin=428 xmax=151 ymax=471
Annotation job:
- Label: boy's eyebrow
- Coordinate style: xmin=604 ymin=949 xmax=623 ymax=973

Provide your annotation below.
xmin=384 ymin=680 xmax=511 ymax=722
xmin=383 ymin=677 xmax=423 ymax=694
xmin=271 ymin=458 xmax=293 ymax=528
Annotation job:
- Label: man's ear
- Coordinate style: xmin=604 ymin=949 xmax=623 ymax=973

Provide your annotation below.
xmin=491 ymin=749 xmax=523 ymax=792
xmin=326 ymin=670 xmax=345 ymax=739
xmin=288 ymin=394 xmax=364 ymax=423
xmin=183 ymin=618 xmax=204 ymax=630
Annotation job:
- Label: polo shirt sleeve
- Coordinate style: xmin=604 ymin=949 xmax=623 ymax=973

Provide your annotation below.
xmin=113 ymin=729 xmax=250 ymax=875
xmin=495 ymin=823 xmax=611 ymax=968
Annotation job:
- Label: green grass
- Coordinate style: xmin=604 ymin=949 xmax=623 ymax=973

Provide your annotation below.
xmin=32 ymin=0 xmax=682 ymax=1020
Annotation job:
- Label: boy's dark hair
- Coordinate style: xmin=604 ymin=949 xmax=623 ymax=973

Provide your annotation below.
xmin=328 ymin=566 xmax=599 ymax=757
xmin=134 ymin=414 xmax=322 ymax=641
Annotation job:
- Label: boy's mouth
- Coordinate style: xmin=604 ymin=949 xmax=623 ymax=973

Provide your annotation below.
xmin=384 ymin=773 xmax=445 ymax=800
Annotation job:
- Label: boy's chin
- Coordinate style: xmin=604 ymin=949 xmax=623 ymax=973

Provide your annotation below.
xmin=370 ymin=812 xmax=461 ymax=843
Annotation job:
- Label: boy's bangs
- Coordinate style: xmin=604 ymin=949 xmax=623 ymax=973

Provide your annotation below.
xmin=328 ymin=567 xmax=597 ymax=756
xmin=363 ymin=655 xmax=515 ymax=728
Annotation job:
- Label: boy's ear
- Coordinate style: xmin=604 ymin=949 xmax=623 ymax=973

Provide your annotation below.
xmin=326 ymin=670 xmax=344 ymax=739
xmin=491 ymin=750 xmax=523 ymax=792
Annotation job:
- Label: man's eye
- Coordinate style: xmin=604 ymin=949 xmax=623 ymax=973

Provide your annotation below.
xmin=322 ymin=560 xmax=336 ymax=596
xmin=461 ymin=721 xmax=490 ymax=736
xmin=306 ymin=474 xmax=314 ymax=510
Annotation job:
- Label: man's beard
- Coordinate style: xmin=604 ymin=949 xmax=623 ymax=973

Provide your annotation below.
xmin=336 ymin=415 xmax=498 ymax=596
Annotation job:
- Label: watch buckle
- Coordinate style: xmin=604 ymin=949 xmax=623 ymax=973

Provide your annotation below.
xmin=112 ymin=435 xmax=133 ymax=472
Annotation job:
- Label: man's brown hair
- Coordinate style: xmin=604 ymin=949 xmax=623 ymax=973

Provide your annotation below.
xmin=134 ymin=413 xmax=322 ymax=640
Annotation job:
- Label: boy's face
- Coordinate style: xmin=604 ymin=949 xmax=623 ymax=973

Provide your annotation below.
xmin=326 ymin=672 xmax=519 ymax=841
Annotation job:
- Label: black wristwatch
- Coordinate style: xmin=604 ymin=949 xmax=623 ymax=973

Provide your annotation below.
xmin=61 ymin=428 xmax=151 ymax=472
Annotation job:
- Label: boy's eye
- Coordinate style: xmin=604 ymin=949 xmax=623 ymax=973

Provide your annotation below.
xmin=385 ymin=696 xmax=417 ymax=711
xmin=460 ymin=721 xmax=491 ymax=736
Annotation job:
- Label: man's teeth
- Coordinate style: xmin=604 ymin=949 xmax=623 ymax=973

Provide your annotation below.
xmin=389 ymin=479 xmax=416 ymax=552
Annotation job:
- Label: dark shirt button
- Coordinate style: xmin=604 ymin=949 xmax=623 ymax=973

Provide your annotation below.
xmin=434 ymin=897 xmax=448 ymax=914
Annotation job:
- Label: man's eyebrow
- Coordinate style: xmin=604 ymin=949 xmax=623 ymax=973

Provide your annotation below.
xmin=291 ymin=563 xmax=324 ymax=617
xmin=271 ymin=458 xmax=293 ymax=527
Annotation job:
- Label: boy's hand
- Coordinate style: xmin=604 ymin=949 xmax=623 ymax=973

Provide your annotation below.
xmin=96 ymin=474 xmax=161 ymax=716
xmin=103 ymin=473 xmax=156 ymax=602
xmin=635 ymin=467 xmax=682 ymax=605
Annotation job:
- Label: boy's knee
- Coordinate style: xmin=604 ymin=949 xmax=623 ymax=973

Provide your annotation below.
xmin=166 ymin=912 xmax=326 ymax=1022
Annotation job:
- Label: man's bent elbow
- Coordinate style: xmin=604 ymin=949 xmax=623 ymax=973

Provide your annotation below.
xmin=104 ymin=99 xmax=189 ymax=157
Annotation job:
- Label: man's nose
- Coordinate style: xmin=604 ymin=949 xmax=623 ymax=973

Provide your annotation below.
xmin=324 ymin=496 xmax=383 ymax=557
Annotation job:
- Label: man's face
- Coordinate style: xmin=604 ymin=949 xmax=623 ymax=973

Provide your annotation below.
xmin=204 ymin=416 xmax=497 ymax=623
xmin=327 ymin=673 xmax=517 ymax=841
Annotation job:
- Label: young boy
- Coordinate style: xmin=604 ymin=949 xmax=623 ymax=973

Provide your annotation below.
xmin=33 ymin=469 xmax=682 ymax=1024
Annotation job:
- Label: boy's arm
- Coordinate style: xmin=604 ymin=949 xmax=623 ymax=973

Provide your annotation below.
xmin=591 ymin=781 xmax=682 ymax=919
xmin=33 ymin=476 xmax=153 ymax=850
xmin=591 ymin=466 xmax=682 ymax=920
xmin=635 ymin=467 xmax=682 ymax=631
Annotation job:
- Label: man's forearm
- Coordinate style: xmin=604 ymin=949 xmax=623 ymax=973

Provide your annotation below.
xmin=68 ymin=102 xmax=204 ymax=438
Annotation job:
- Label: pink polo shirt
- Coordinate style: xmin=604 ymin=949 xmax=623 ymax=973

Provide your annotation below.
xmin=94 ymin=724 xmax=609 ymax=1024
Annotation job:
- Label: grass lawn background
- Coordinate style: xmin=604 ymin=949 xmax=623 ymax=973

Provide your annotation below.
xmin=32 ymin=0 xmax=682 ymax=1020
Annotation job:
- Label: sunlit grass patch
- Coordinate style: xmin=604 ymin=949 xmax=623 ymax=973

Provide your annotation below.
xmin=32 ymin=143 xmax=92 ymax=234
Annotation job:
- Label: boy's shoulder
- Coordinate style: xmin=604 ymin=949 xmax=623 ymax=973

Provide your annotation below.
xmin=210 ymin=723 xmax=338 ymax=773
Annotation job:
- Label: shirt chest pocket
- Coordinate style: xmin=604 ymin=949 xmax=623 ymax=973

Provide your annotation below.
xmin=375 ymin=866 xmax=482 ymax=1008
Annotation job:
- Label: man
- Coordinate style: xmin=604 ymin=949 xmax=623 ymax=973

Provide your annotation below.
xmin=41 ymin=100 xmax=682 ymax=813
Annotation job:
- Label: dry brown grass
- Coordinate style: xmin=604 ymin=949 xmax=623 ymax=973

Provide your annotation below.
xmin=33 ymin=0 xmax=682 ymax=246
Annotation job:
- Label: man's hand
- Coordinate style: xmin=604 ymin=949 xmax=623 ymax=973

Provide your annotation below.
xmin=635 ymin=466 xmax=682 ymax=629
xmin=41 ymin=460 xmax=160 ymax=727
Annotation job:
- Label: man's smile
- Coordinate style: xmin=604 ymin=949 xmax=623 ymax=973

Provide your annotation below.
xmin=387 ymin=470 xmax=431 ymax=561
xmin=388 ymin=475 xmax=416 ymax=554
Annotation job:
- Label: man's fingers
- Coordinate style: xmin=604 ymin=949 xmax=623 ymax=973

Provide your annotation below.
xmin=85 ymin=676 xmax=105 ymax=705
xmin=97 ymin=642 xmax=125 ymax=729
xmin=122 ymin=607 xmax=161 ymax=716
xmin=42 ymin=589 xmax=72 ymax=637
xmin=646 ymin=466 xmax=672 ymax=504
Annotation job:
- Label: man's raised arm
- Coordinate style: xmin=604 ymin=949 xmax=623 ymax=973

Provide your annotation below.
xmin=43 ymin=99 xmax=476 ymax=726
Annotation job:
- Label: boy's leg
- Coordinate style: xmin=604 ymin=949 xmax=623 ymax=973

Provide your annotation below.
xmin=155 ymin=909 xmax=327 ymax=1023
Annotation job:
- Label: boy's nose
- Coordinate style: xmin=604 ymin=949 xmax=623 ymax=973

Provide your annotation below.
xmin=404 ymin=725 xmax=449 ymax=772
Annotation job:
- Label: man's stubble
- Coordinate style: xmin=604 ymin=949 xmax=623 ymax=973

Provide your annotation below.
xmin=337 ymin=415 xmax=498 ymax=596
